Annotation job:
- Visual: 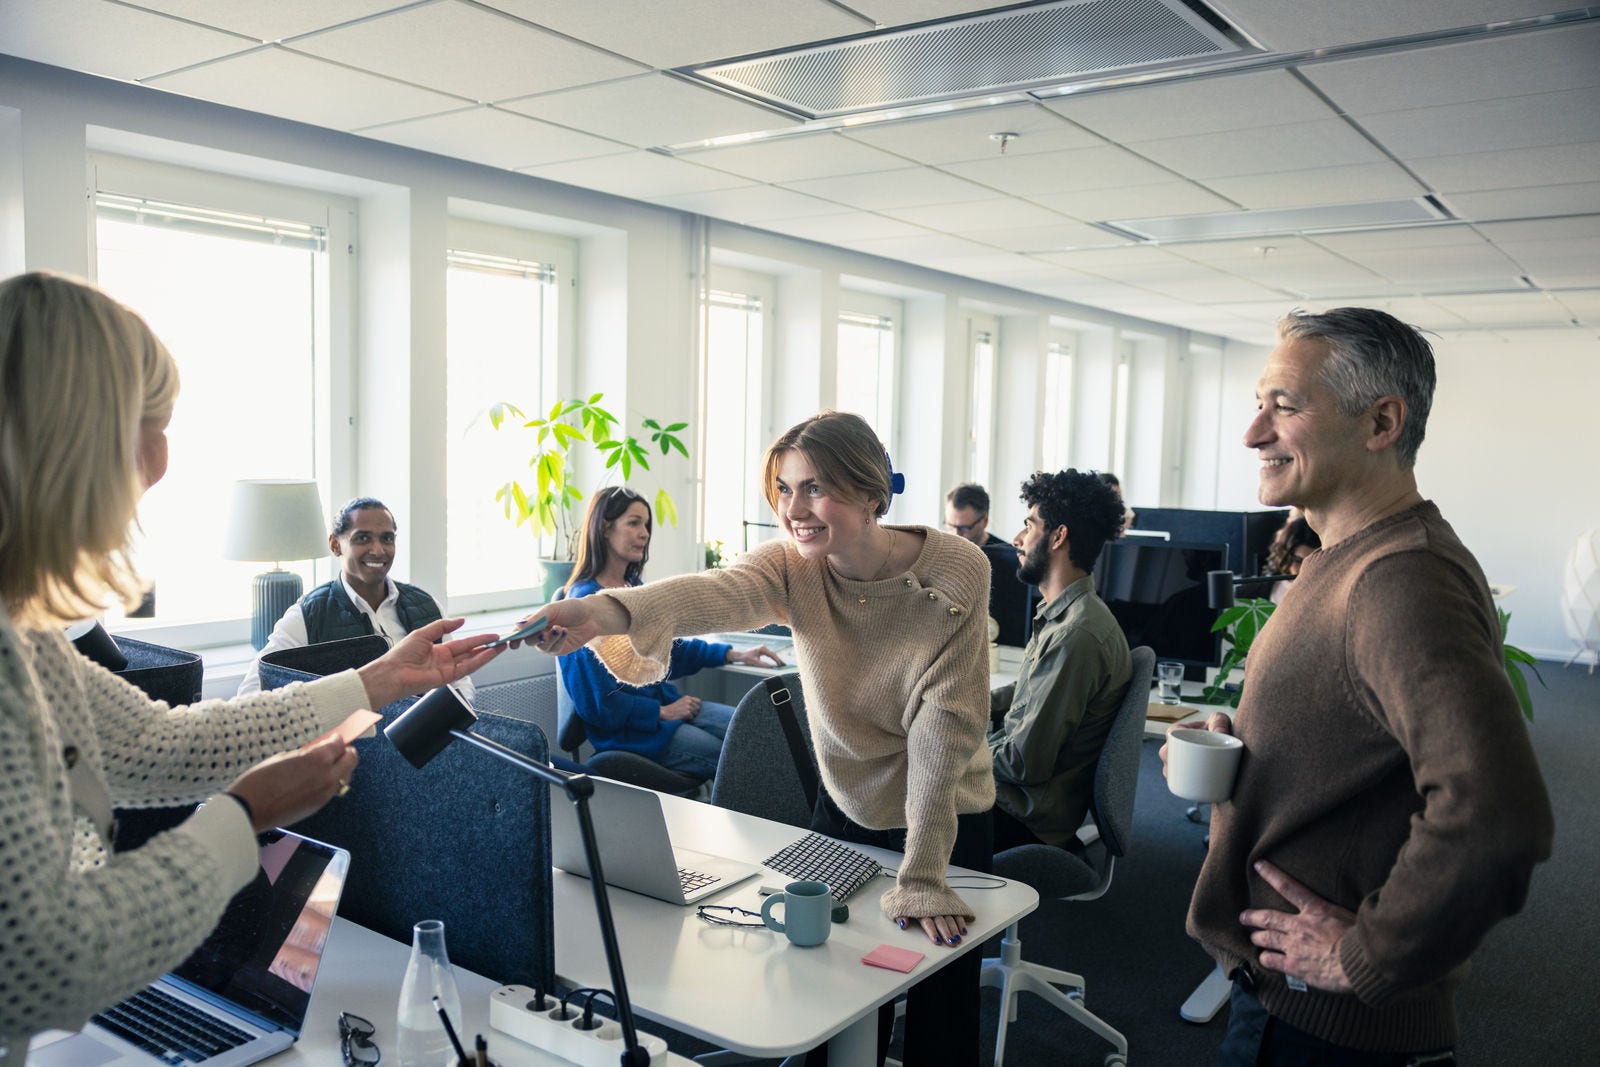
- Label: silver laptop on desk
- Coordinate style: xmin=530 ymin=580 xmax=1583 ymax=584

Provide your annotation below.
xmin=549 ymin=777 xmax=760 ymax=905
xmin=28 ymin=829 xmax=350 ymax=1067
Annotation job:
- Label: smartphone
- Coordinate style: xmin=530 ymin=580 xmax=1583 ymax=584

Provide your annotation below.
xmin=485 ymin=616 xmax=550 ymax=649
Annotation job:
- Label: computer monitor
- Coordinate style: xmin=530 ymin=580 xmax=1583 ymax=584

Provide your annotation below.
xmin=1092 ymin=538 xmax=1228 ymax=679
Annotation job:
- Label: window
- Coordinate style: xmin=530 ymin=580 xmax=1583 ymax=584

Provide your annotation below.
xmin=836 ymin=303 xmax=898 ymax=450
xmin=1042 ymin=336 xmax=1075 ymax=472
xmin=701 ymin=282 xmax=768 ymax=559
xmin=967 ymin=317 xmax=998 ymax=485
xmin=445 ymin=223 xmax=573 ymax=608
xmin=90 ymin=157 xmax=352 ymax=638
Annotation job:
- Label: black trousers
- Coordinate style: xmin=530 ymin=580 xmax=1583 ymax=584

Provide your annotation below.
xmin=1221 ymin=981 xmax=1456 ymax=1067
xmin=804 ymin=787 xmax=993 ymax=1067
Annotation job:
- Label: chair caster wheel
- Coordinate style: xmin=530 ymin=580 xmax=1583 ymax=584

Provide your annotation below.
xmin=1067 ymin=989 xmax=1084 ymax=1003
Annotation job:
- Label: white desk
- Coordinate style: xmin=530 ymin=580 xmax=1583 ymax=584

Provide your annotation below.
xmin=290 ymin=918 xmax=698 ymax=1066
xmin=551 ymin=792 xmax=1038 ymax=1065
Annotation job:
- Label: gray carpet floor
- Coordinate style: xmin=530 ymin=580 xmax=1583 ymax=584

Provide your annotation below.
xmin=654 ymin=662 xmax=1598 ymax=1065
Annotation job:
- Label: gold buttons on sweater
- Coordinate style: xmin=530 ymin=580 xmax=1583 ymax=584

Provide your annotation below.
xmin=927 ymin=592 xmax=937 ymax=600
xmin=904 ymin=578 xmax=913 ymax=587
xmin=858 ymin=596 xmax=867 ymax=604
xmin=949 ymin=607 xmax=961 ymax=616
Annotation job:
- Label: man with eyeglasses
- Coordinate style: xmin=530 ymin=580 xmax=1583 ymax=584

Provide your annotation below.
xmin=945 ymin=483 xmax=1031 ymax=646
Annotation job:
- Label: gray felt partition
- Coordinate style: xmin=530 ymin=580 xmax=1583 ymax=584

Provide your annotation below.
xmin=261 ymin=638 xmax=556 ymax=991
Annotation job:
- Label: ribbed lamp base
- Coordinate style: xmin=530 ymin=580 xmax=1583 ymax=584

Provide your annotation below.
xmin=250 ymin=569 xmax=304 ymax=650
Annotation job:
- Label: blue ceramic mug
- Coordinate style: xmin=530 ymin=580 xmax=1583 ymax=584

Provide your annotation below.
xmin=760 ymin=880 xmax=831 ymax=947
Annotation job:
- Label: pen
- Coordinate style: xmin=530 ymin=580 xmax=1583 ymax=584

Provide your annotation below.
xmin=432 ymin=996 xmax=469 ymax=1065
xmin=475 ymin=1033 xmax=488 ymax=1067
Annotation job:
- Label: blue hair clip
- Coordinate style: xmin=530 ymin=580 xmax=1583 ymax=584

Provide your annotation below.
xmin=885 ymin=451 xmax=906 ymax=496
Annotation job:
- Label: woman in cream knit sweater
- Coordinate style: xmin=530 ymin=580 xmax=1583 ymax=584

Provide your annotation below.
xmin=0 ymin=273 xmax=499 ymax=1055
xmin=519 ymin=410 xmax=995 ymax=1063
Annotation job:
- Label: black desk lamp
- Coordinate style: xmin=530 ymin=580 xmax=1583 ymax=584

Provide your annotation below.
xmin=385 ymin=687 xmax=651 ymax=1066
xmin=1207 ymin=569 xmax=1293 ymax=609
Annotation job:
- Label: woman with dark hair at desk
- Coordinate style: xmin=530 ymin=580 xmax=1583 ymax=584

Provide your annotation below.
xmin=515 ymin=411 xmax=995 ymax=1065
xmin=0 ymin=272 xmax=500 ymax=1050
xmin=557 ymin=486 xmax=783 ymax=780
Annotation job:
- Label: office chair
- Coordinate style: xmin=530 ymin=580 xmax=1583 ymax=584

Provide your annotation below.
xmin=554 ymin=670 xmax=705 ymax=796
xmin=708 ymin=672 xmax=815 ymax=829
xmin=106 ymin=636 xmax=205 ymax=852
xmin=979 ymin=645 xmax=1155 ymax=1067
xmin=261 ymin=639 xmax=557 ymax=989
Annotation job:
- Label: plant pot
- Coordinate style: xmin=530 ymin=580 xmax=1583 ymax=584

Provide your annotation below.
xmin=539 ymin=559 xmax=575 ymax=602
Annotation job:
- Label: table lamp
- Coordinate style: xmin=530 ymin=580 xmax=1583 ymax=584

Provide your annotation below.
xmin=223 ymin=479 xmax=327 ymax=649
xmin=386 ymin=686 xmax=653 ymax=1065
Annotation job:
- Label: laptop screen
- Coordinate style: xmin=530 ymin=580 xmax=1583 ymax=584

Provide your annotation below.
xmin=169 ymin=829 xmax=350 ymax=1034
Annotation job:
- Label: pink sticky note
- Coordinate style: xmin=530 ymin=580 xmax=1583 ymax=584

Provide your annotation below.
xmin=861 ymin=944 xmax=924 ymax=972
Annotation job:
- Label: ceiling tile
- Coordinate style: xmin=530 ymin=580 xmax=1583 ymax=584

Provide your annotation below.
xmin=1407 ymin=143 xmax=1600 ymax=194
xmin=780 ymin=167 xmax=994 ymax=211
xmin=841 ymin=103 xmax=1101 ymax=164
xmin=1356 ymin=245 xmax=1523 ymax=288
xmin=1438 ymin=182 xmax=1600 ymax=222
xmin=1046 ymin=70 xmax=1329 ymax=142
xmin=289 ymin=1 xmax=640 ymax=103
xmin=1479 ymin=216 xmax=1600 ymax=243
xmin=755 ymin=213 xmax=931 ymax=244
xmin=520 ymin=150 xmax=748 ymax=198
xmin=480 ymin=0 xmax=869 ymax=68
xmin=1139 ymin=272 xmax=1289 ymax=303
xmin=648 ymin=184 xmax=848 ymax=222
xmin=1553 ymin=290 xmax=1600 ymax=322
xmin=127 ymin=0 xmax=404 ymax=43
xmin=147 ymin=47 xmax=468 ymax=129
xmin=1129 ymin=119 xmax=1385 ymax=180
xmin=1209 ymin=0 xmax=1561 ymax=53
xmin=1302 ymin=21 xmax=1600 ymax=114
xmin=1356 ymin=88 xmax=1600 ymax=159
xmin=940 ymin=144 xmax=1174 ymax=197
xmin=1426 ymin=290 xmax=1577 ymax=325
xmin=1029 ymin=181 xmax=1237 ymax=220
xmin=1204 ymin=162 xmax=1426 ymax=210
xmin=878 ymin=197 xmax=1071 ymax=232
xmin=501 ymin=73 xmax=798 ymax=148
xmin=356 ymin=105 xmax=630 ymax=169
xmin=961 ymin=221 xmax=1132 ymax=253
xmin=840 ymin=232 xmax=1003 ymax=263
xmin=0 ymin=0 xmax=254 ymax=81
xmin=685 ymin=134 xmax=910 ymax=183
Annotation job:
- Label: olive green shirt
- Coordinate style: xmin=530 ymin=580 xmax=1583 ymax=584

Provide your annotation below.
xmin=988 ymin=575 xmax=1132 ymax=847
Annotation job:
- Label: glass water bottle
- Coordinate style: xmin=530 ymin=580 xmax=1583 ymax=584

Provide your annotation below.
xmin=395 ymin=919 xmax=463 ymax=1066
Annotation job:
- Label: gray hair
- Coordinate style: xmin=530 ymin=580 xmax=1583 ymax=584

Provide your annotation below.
xmin=1278 ymin=307 xmax=1436 ymax=468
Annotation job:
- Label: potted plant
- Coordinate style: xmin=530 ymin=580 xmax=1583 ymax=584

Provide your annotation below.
xmin=489 ymin=393 xmax=690 ymax=600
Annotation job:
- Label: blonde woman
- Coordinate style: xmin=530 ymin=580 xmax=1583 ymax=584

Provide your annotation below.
xmin=0 ymin=272 xmax=500 ymax=1050
xmin=516 ymin=411 xmax=994 ymax=1064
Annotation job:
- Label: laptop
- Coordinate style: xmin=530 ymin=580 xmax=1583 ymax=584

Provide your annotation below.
xmin=548 ymin=776 xmax=760 ymax=905
xmin=28 ymin=829 xmax=351 ymax=1067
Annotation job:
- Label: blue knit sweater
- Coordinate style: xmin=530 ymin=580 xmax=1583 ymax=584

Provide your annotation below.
xmin=557 ymin=578 xmax=731 ymax=758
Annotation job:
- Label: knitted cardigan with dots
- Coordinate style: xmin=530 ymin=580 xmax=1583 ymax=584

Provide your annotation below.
xmin=0 ymin=604 xmax=367 ymax=1046
xmin=594 ymin=526 xmax=996 ymax=921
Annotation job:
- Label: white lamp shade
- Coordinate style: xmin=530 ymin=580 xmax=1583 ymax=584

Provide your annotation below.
xmin=223 ymin=479 xmax=328 ymax=563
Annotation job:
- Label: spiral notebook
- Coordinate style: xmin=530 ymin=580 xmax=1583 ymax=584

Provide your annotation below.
xmin=763 ymin=833 xmax=884 ymax=903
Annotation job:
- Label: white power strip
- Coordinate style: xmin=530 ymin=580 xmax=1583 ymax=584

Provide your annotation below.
xmin=489 ymin=984 xmax=670 ymax=1066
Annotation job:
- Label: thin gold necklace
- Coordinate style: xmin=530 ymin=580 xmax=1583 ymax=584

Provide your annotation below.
xmin=870 ymin=529 xmax=898 ymax=580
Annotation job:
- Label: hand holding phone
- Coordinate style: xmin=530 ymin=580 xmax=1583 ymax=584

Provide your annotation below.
xmin=485 ymin=616 xmax=549 ymax=649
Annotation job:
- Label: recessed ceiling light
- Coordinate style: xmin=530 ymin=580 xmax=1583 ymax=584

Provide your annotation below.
xmin=1107 ymin=199 xmax=1450 ymax=242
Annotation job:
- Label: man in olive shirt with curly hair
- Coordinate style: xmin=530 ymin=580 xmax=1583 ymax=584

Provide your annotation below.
xmin=988 ymin=469 xmax=1130 ymax=853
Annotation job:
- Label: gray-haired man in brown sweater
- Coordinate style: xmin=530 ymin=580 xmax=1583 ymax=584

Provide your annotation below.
xmin=1164 ymin=308 xmax=1553 ymax=1065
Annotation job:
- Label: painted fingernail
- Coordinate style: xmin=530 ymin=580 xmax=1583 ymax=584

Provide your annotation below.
xmin=950 ymin=935 xmax=961 ymax=944
xmin=897 ymin=919 xmax=906 ymax=929
xmin=960 ymin=925 xmax=968 ymax=935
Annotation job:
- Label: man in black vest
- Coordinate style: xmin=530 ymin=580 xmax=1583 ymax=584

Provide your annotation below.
xmin=945 ymin=482 xmax=1033 ymax=647
xmin=237 ymin=498 xmax=461 ymax=696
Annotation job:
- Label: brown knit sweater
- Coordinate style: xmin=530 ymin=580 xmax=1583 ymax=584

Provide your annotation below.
xmin=1189 ymin=502 xmax=1553 ymax=1052
xmin=593 ymin=526 xmax=996 ymax=920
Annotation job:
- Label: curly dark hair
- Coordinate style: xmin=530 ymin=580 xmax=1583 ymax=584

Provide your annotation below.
xmin=1266 ymin=516 xmax=1321 ymax=575
xmin=1019 ymin=469 xmax=1125 ymax=572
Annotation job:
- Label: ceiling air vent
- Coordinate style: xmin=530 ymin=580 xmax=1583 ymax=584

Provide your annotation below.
xmin=686 ymin=0 xmax=1248 ymax=119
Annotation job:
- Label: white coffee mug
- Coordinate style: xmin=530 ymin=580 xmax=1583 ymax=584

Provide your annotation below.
xmin=1166 ymin=728 xmax=1245 ymax=803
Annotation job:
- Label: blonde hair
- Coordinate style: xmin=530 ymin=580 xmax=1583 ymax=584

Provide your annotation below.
xmin=761 ymin=411 xmax=892 ymax=518
xmin=0 ymin=272 xmax=179 ymax=625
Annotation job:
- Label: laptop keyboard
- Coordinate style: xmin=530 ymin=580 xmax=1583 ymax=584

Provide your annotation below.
xmin=92 ymin=986 xmax=254 ymax=1065
xmin=678 ymin=865 xmax=720 ymax=894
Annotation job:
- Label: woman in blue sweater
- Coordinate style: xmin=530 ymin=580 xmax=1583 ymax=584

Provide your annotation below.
xmin=558 ymin=487 xmax=784 ymax=779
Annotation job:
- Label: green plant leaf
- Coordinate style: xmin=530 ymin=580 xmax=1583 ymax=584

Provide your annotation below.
xmin=665 ymin=422 xmax=688 ymax=432
xmin=666 ymin=435 xmax=689 ymax=458
xmin=655 ymin=489 xmax=678 ymax=527
xmin=1506 ymin=661 xmax=1534 ymax=722
xmin=643 ymin=417 xmax=661 ymax=430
